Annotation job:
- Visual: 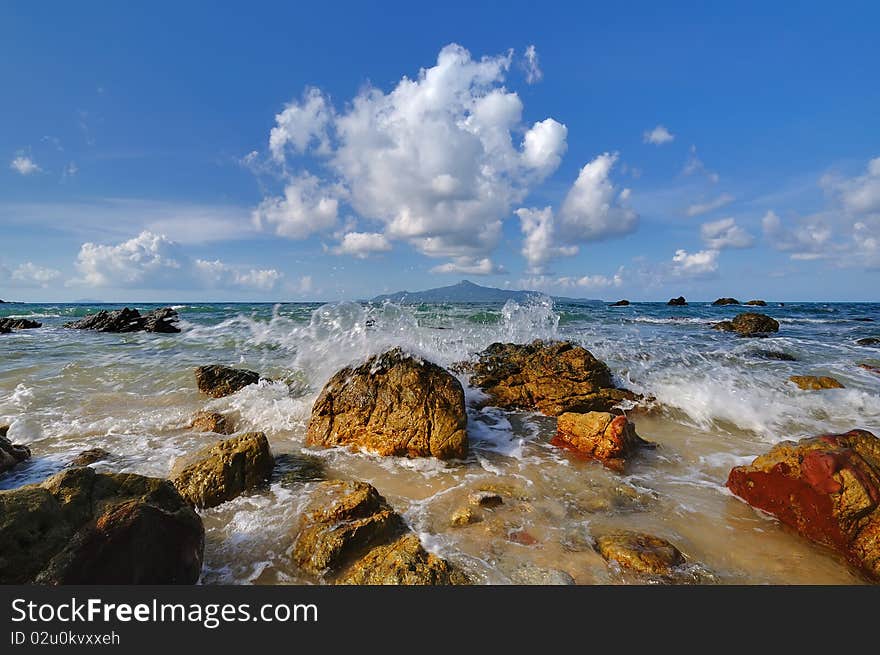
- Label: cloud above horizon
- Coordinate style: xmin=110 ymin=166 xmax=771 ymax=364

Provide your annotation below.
xmin=643 ymin=125 xmax=674 ymax=145
xmin=10 ymin=155 xmax=40 ymax=175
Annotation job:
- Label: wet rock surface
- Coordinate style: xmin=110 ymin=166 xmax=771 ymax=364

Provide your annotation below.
xmin=64 ymin=307 xmax=180 ymax=333
xmin=753 ymin=350 xmax=798 ymax=361
xmin=0 ymin=318 xmax=41 ymax=330
xmin=69 ymin=448 xmax=111 ymax=467
xmin=0 ymin=425 xmax=31 ymax=474
xmin=195 ymin=365 xmax=262 ymax=398
xmin=610 ymin=300 xmax=630 ymax=306
xmin=667 ymin=296 xmax=687 ymax=306
xmin=189 ymin=410 xmax=235 ymax=434
xmin=745 ymin=299 xmax=767 ymax=306
xmin=712 ymin=297 xmax=740 ymax=305
xmin=857 ymin=338 xmax=880 ymax=346
xmin=338 ymin=533 xmax=468 ymax=585
xmin=553 ymin=412 xmax=652 ymax=472
xmin=0 ymin=467 xmax=204 ymax=584
xmin=595 ymin=531 xmax=686 ymax=575
xmin=172 ymin=432 xmax=274 ymax=509
xmin=714 ymin=312 xmax=779 ymax=336
xmin=469 ymin=340 xmax=638 ymax=416
xmin=789 ymin=375 xmax=845 ymax=390
xmin=307 ymin=348 xmax=468 ymax=459
xmin=727 ymin=429 xmax=880 ymax=581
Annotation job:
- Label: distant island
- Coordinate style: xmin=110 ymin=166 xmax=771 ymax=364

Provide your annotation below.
xmin=370 ymin=279 xmax=600 ymax=304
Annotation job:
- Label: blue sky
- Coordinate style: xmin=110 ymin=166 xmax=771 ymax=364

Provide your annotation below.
xmin=1 ymin=1 xmax=878 ymax=302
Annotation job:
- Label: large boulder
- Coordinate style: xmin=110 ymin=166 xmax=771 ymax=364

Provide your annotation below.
xmin=726 ymin=429 xmax=880 ymax=581
xmin=0 ymin=425 xmax=31 ymax=474
xmin=0 ymin=467 xmax=203 ymax=584
xmin=553 ymin=412 xmax=652 ymax=472
xmin=468 ymin=340 xmax=637 ymax=417
xmin=171 ymin=432 xmax=274 ymax=509
xmin=712 ymin=297 xmax=740 ymax=306
xmin=292 ymin=480 xmax=466 ymax=585
xmin=595 ymin=531 xmax=686 ymax=575
xmin=0 ymin=318 xmax=41 ymax=330
xmin=64 ymin=307 xmax=180 ymax=333
xmin=195 ymin=365 xmax=262 ymax=398
xmin=306 ymin=348 xmax=468 ymax=460
xmin=789 ymin=375 xmax=844 ymax=390
xmin=667 ymin=296 xmax=687 ymax=306
xmin=714 ymin=312 xmax=779 ymax=336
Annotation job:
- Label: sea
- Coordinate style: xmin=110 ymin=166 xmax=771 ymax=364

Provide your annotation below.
xmin=2 ymin=298 xmax=879 ymax=584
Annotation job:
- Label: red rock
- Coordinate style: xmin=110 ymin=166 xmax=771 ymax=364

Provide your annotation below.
xmin=726 ymin=429 xmax=880 ymax=581
xmin=508 ymin=530 xmax=538 ymax=546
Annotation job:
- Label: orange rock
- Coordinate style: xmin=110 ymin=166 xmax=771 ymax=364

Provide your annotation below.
xmin=552 ymin=412 xmax=651 ymax=472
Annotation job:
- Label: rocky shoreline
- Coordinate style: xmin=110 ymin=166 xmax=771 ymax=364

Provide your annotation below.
xmin=1 ymin=305 xmax=879 ymax=585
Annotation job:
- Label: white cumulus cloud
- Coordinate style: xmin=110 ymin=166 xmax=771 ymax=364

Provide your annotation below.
xmin=252 ymin=173 xmax=340 ymax=239
xmin=332 ymin=232 xmax=392 ymax=258
xmin=671 ymin=248 xmax=719 ymax=277
xmin=10 ymin=156 xmax=40 ymax=175
xmin=643 ymin=125 xmax=675 ymax=145
xmin=700 ymin=217 xmax=755 ymax=249
xmin=430 ymin=257 xmax=505 ymax=275
xmin=10 ymin=262 xmax=62 ymax=288
xmin=762 ymin=210 xmax=832 ymax=260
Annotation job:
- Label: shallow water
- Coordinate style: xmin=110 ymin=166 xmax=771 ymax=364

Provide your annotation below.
xmin=2 ymin=298 xmax=879 ymax=584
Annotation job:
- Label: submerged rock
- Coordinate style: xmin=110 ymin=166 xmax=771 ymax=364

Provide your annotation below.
xmin=667 ymin=296 xmax=687 ymax=306
xmin=273 ymin=453 xmax=326 ymax=487
xmin=338 ymin=533 xmax=468 ymax=585
xmin=508 ymin=565 xmax=575 ymax=585
xmin=194 ymin=365 xmax=262 ymax=398
xmin=859 ymin=364 xmax=880 ymax=375
xmin=69 ymin=448 xmax=110 ymax=467
xmin=306 ymin=348 xmax=468 ymax=460
xmin=753 ymin=350 xmax=798 ymax=362
xmin=189 ymin=410 xmax=235 ymax=434
xmin=610 ymin=300 xmax=630 ymax=306
xmin=789 ymin=375 xmax=845 ymax=390
xmin=714 ymin=312 xmax=779 ymax=337
xmin=553 ymin=412 xmax=652 ymax=472
xmin=0 ymin=467 xmax=203 ymax=584
xmin=857 ymin=338 xmax=880 ymax=346
xmin=468 ymin=490 xmax=503 ymax=508
xmin=712 ymin=297 xmax=740 ymax=306
xmin=0 ymin=318 xmax=41 ymax=330
xmin=171 ymin=432 xmax=274 ymax=509
xmin=727 ymin=429 xmax=880 ymax=581
xmin=469 ymin=340 xmax=638 ymax=417
xmin=450 ymin=505 xmax=480 ymax=527
xmin=64 ymin=307 xmax=180 ymax=333
xmin=745 ymin=299 xmax=768 ymax=306
xmin=0 ymin=426 xmax=31 ymax=474
xmin=595 ymin=531 xmax=685 ymax=575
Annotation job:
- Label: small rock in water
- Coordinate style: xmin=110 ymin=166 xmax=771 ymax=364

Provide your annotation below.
xmin=0 ymin=426 xmax=31 ymax=474
xmin=171 ymin=432 xmax=274 ymax=509
xmin=553 ymin=412 xmax=653 ymax=472
xmin=745 ymin=299 xmax=767 ymax=306
xmin=859 ymin=363 xmax=880 ymax=375
xmin=856 ymin=337 xmax=880 ymax=346
xmin=508 ymin=529 xmax=539 ymax=546
xmin=468 ymin=490 xmax=503 ymax=508
xmin=789 ymin=375 xmax=844 ymax=390
xmin=273 ymin=453 xmax=325 ymax=487
xmin=194 ymin=365 xmax=262 ymax=398
xmin=595 ymin=531 xmax=685 ymax=575
xmin=509 ymin=565 xmax=575 ymax=585
xmin=450 ymin=506 xmax=480 ymax=527
xmin=667 ymin=296 xmax=687 ymax=306
xmin=712 ymin=297 xmax=740 ymax=306
xmin=0 ymin=318 xmax=41 ymax=330
xmin=64 ymin=307 xmax=180 ymax=333
xmin=70 ymin=448 xmax=111 ymax=467
xmin=610 ymin=299 xmax=630 ymax=306
xmin=853 ymin=317 xmax=875 ymax=322
xmin=189 ymin=410 xmax=235 ymax=434
xmin=752 ymin=349 xmax=797 ymax=361
xmin=714 ymin=312 xmax=779 ymax=337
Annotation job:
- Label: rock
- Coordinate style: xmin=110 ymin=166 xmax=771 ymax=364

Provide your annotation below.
xmin=667 ymin=296 xmax=687 ymax=306
xmin=726 ymin=429 xmax=880 ymax=581
xmin=714 ymin=312 xmax=780 ymax=336
xmin=746 ymin=300 xmax=768 ymax=306
xmin=753 ymin=350 xmax=798 ymax=361
xmin=468 ymin=491 xmax=503 ymax=508
xmin=69 ymin=448 xmax=110 ymax=467
xmin=64 ymin=307 xmax=180 ymax=333
xmin=854 ymin=318 xmax=875 ymax=322
xmin=338 ymin=533 xmax=468 ymax=585
xmin=610 ymin=300 xmax=630 ymax=306
xmin=273 ymin=453 xmax=325 ymax=487
xmin=189 ymin=410 xmax=235 ymax=434
xmin=292 ymin=480 xmax=406 ymax=575
xmin=0 ymin=318 xmax=41 ymax=330
xmin=0 ymin=428 xmax=31 ymax=474
xmin=595 ymin=531 xmax=685 ymax=575
xmin=306 ymin=348 xmax=468 ymax=460
xmin=789 ymin=375 xmax=845 ymax=390
xmin=552 ymin=412 xmax=652 ymax=472
xmin=860 ymin=364 xmax=880 ymax=375
xmin=857 ymin=338 xmax=880 ymax=346
xmin=0 ymin=467 xmax=203 ymax=584
xmin=468 ymin=340 xmax=638 ymax=417
xmin=450 ymin=506 xmax=480 ymax=527
xmin=508 ymin=565 xmax=575 ymax=585
xmin=0 ymin=325 xmax=9 ymax=334
xmin=712 ymin=297 xmax=740 ymax=305
xmin=194 ymin=365 xmax=261 ymax=398
xmin=171 ymin=432 xmax=274 ymax=509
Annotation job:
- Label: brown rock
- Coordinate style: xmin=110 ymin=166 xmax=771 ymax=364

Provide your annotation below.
xmin=468 ymin=340 xmax=638 ymax=416
xmin=745 ymin=299 xmax=767 ymax=306
xmin=337 ymin=533 xmax=468 ymax=585
xmin=468 ymin=491 xmax=503 ymax=508
xmin=0 ymin=427 xmax=31 ymax=474
xmin=0 ymin=467 xmax=203 ymax=584
xmin=171 ymin=432 xmax=274 ymax=509
xmin=595 ymin=531 xmax=685 ymax=575
xmin=69 ymin=448 xmax=110 ymax=467
xmin=789 ymin=375 xmax=845 ymax=390
xmin=712 ymin=297 xmax=740 ymax=306
xmin=731 ymin=312 xmax=780 ymax=336
xmin=306 ymin=348 xmax=468 ymax=460
xmin=292 ymin=480 xmax=406 ymax=575
xmin=712 ymin=320 xmax=735 ymax=332
xmin=0 ymin=318 xmax=41 ymax=330
xmin=194 ymin=365 xmax=261 ymax=398
xmin=450 ymin=506 xmax=480 ymax=527
xmin=726 ymin=429 xmax=880 ymax=581
xmin=553 ymin=412 xmax=652 ymax=472
xmin=860 ymin=364 xmax=880 ymax=375
xmin=610 ymin=300 xmax=630 ymax=306
xmin=189 ymin=410 xmax=235 ymax=435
